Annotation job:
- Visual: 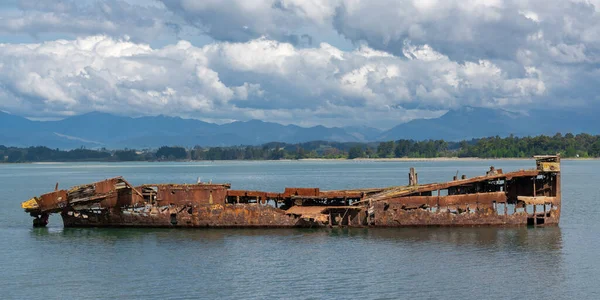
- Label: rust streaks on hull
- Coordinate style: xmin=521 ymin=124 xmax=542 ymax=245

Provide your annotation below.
xmin=22 ymin=155 xmax=562 ymax=228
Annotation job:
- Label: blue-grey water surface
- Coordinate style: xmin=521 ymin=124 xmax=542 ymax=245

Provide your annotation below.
xmin=1 ymin=159 xmax=598 ymax=299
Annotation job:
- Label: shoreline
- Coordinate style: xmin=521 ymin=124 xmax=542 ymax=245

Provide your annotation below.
xmin=300 ymin=157 xmax=596 ymax=162
xmin=2 ymin=157 xmax=596 ymax=164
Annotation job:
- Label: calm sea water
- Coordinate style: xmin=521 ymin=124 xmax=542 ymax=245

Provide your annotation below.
xmin=0 ymin=159 xmax=598 ymax=299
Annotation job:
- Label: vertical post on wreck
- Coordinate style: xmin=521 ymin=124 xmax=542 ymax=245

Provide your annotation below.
xmin=409 ymin=168 xmax=418 ymax=186
xmin=533 ymin=176 xmax=537 ymax=225
xmin=437 ymin=189 xmax=440 ymax=212
xmin=543 ymin=201 xmax=546 ymax=215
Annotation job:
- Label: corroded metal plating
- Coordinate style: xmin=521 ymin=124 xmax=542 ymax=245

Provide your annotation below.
xmin=22 ymin=156 xmax=561 ymax=228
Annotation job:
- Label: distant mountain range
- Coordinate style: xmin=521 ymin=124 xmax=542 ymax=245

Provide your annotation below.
xmin=0 ymin=111 xmax=383 ymax=149
xmin=380 ymin=106 xmax=600 ymax=141
xmin=1 ymin=107 xmax=598 ymax=149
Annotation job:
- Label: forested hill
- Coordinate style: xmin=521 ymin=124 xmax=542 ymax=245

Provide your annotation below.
xmin=1 ymin=133 xmax=598 ymax=163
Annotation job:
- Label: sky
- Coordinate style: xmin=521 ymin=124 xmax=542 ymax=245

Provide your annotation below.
xmin=0 ymin=0 xmax=599 ymax=129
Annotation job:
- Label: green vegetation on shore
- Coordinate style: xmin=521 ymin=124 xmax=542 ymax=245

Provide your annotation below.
xmin=1 ymin=133 xmax=599 ymax=163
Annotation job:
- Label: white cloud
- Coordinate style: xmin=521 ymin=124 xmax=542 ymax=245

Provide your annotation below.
xmin=0 ymin=35 xmax=547 ymax=128
xmin=0 ymin=0 xmax=599 ymax=128
xmin=159 ymin=0 xmax=341 ymax=43
xmin=0 ymin=0 xmax=179 ymax=42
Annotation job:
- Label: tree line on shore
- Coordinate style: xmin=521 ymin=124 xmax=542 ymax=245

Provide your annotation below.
xmin=1 ymin=133 xmax=599 ymax=163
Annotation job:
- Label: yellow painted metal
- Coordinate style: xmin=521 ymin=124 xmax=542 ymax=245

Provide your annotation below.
xmin=21 ymin=198 xmax=39 ymax=210
xmin=538 ymin=162 xmax=560 ymax=172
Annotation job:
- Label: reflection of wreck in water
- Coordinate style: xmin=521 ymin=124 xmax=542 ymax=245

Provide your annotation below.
xmin=22 ymin=156 xmax=561 ymax=228
xmin=29 ymin=227 xmax=562 ymax=253
xmin=361 ymin=227 xmax=563 ymax=251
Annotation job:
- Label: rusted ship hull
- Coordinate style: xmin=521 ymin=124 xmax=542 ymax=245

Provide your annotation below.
xmin=22 ymin=156 xmax=561 ymax=228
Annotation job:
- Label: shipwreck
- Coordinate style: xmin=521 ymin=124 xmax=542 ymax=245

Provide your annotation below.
xmin=22 ymin=155 xmax=561 ymax=228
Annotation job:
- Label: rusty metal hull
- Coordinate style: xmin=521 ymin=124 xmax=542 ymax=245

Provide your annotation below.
xmin=23 ymin=156 xmax=562 ymax=228
xmin=61 ymin=205 xmax=302 ymax=228
xmin=59 ymin=205 xmax=560 ymax=228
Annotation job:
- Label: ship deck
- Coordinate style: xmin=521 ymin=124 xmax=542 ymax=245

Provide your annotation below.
xmin=22 ymin=155 xmax=561 ymax=228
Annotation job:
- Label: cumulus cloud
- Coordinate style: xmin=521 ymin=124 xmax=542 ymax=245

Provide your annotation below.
xmin=0 ymin=0 xmax=599 ymax=127
xmin=157 ymin=0 xmax=600 ymax=112
xmin=156 ymin=0 xmax=600 ymax=63
xmin=0 ymin=35 xmax=546 ymax=128
xmin=159 ymin=0 xmax=339 ymax=45
xmin=0 ymin=0 xmax=180 ymax=42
